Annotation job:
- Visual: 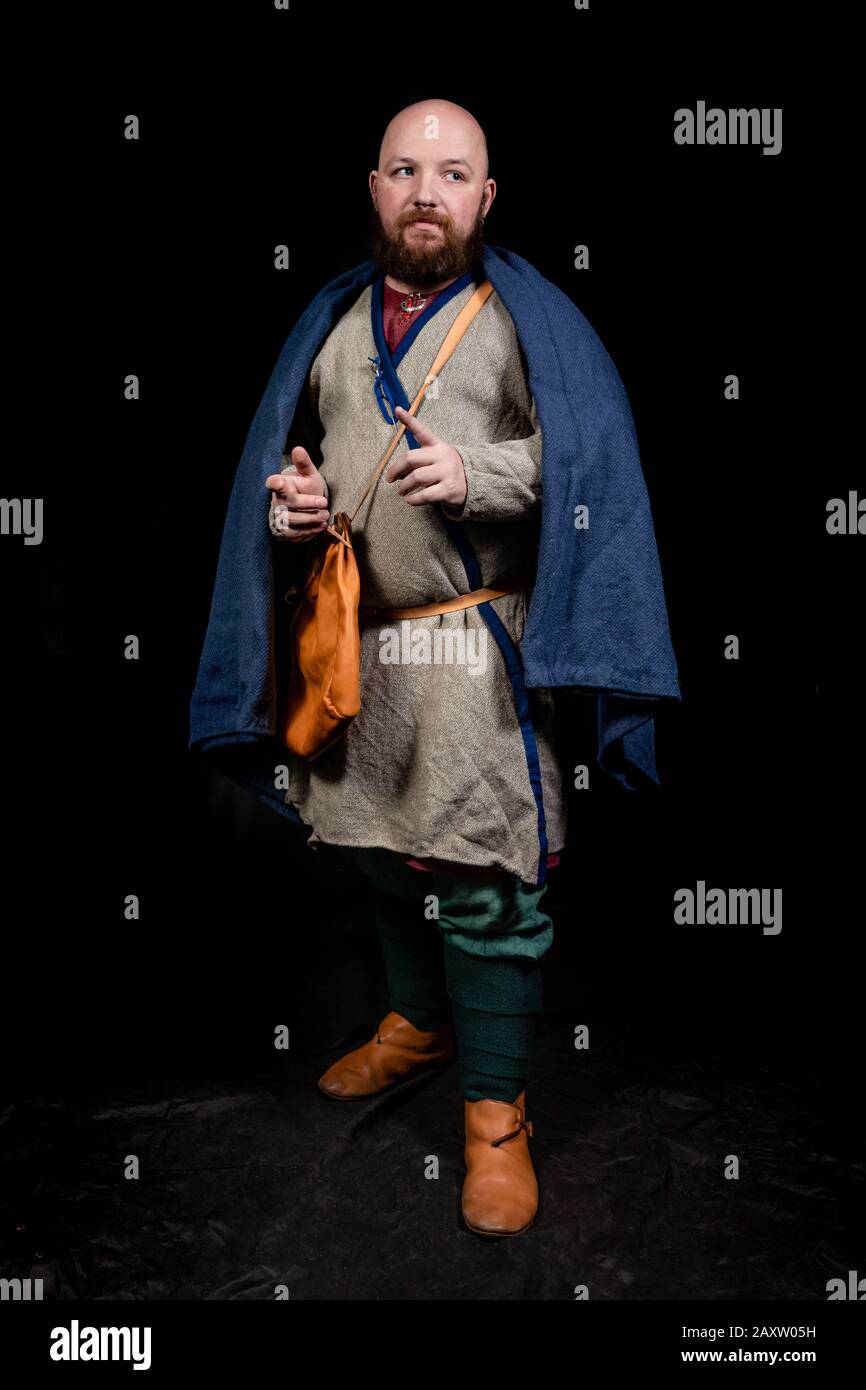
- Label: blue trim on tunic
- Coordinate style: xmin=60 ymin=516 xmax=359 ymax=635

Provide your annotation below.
xmin=438 ymin=514 xmax=550 ymax=889
xmin=370 ymin=270 xmax=476 ymax=422
xmin=368 ymin=356 xmax=398 ymax=427
xmin=370 ymin=273 xmax=550 ymax=887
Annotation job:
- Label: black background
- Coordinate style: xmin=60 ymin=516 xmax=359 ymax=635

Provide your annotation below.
xmin=1 ymin=0 xmax=860 ymax=1311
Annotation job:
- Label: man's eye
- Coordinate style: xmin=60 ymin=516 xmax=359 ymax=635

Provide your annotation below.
xmin=392 ymin=167 xmax=464 ymax=180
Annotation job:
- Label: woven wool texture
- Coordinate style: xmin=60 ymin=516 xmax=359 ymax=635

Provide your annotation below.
xmin=274 ymin=280 xmax=567 ymax=884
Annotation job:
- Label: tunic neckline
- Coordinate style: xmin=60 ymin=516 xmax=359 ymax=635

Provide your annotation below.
xmin=372 ymin=267 xmax=478 ymax=371
xmin=369 ymin=267 xmax=480 ymax=434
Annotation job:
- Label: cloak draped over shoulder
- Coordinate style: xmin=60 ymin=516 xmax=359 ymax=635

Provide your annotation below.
xmin=189 ymin=244 xmax=681 ymax=884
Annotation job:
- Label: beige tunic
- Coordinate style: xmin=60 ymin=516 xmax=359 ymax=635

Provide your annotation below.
xmin=272 ymin=278 xmax=567 ymax=885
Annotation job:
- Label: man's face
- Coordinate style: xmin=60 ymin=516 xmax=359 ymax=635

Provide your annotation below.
xmin=369 ymin=118 xmax=494 ymax=288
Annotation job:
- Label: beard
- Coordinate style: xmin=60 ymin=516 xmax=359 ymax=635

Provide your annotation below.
xmin=369 ymin=199 xmax=487 ymax=288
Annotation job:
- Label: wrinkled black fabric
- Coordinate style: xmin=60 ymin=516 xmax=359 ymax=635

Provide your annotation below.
xmin=1 ymin=1017 xmax=859 ymax=1300
xmin=2 ymin=782 xmax=861 ymax=1301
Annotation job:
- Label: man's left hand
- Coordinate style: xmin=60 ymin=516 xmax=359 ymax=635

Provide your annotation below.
xmin=385 ymin=405 xmax=467 ymax=515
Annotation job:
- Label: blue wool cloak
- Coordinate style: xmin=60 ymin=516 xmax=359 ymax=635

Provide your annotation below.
xmin=188 ymin=243 xmax=681 ymax=879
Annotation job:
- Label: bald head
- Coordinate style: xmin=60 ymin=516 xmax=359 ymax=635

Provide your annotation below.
xmin=377 ymin=99 xmax=489 ymax=183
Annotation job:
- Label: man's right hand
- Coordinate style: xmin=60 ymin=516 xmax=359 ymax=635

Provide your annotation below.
xmin=265 ymin=447 xmax=330 ymax=542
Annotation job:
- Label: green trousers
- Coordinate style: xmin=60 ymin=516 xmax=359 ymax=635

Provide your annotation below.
xmin=340 ymin=845 xmax=554 ymax=1103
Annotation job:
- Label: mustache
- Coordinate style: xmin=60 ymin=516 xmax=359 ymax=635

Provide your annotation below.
xmin=400 ymin=213 xmax=448 ymax=227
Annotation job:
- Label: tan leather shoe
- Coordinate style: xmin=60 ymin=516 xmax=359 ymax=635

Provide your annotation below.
xmin=317 ymin=1010 xmax=455 ymax=1100
xmin=461 ymin=1089 xmax=538 ymax=1236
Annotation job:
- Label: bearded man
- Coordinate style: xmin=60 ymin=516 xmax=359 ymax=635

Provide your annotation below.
xmin=190 ymin=98 xmax=680 ymax=1238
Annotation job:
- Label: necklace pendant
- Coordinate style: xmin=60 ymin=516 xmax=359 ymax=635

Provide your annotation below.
xmin=399 ymin=291 xmax=428 ymax=315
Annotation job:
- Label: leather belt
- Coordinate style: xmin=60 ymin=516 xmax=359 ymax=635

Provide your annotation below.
xmin=359 ymin=575 xmax=531 ymax=622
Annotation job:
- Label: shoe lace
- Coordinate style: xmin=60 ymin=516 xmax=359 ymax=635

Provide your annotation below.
xmin=491 ymin=1113 xmax=533 ymax=1146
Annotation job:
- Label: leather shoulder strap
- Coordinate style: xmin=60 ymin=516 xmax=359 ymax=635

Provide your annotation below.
xmin=348 ymin=280 xmax=494 ymax=524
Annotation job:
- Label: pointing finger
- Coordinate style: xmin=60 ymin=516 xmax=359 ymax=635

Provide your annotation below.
xmin=395 ymin=405 xmax=437 ymax=446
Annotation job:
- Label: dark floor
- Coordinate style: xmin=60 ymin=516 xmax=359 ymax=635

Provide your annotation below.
xmin=2 ymin=988 xmax=860 ymax=1299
